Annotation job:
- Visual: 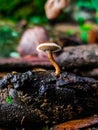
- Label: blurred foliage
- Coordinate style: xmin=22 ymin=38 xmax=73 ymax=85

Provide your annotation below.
xmin=0 ymin=0 xmax=97 ymax=24
xmin=0 ymin=0 xmax=97 ymax=58
xmin=0 ymin=0 xmax=47 ymax=23
xmin=76 ymin=0 xmax=92 ymax=9
xmin=0 ymin=0 xmax=47 ymax=57
xmin=0 ymin=25 xmax=19 ymax=57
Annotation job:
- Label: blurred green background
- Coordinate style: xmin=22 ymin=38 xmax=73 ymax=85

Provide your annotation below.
xmin=0 ymin=0 xmax=96 ymax=24
xmin=0 ymin=0 xmax=48 ymax=24
xmin=0 ymin=0 xmax=97 ymax=57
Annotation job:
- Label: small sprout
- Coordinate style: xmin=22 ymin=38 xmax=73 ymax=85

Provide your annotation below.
xmin=6 ymin=95 xmax=13 ymax=104
xmin=36 ymin=43 xmax=61 ymax=76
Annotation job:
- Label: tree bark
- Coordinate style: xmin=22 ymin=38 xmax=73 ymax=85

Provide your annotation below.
xmin=0 ymin=57 xmax=51 ymax=72
xmin=73 ymin=68 xmax=98 ymax=79
xmin=56 ymin=44 xmax=98 ymax=69
xmin=0 ymin=70 xmax=98 ymax=128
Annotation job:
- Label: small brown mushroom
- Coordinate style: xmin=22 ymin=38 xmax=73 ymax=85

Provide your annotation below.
xmin=36 ymin=43 xmax=61 ymax=76
xmin=44 ymin=0 xmax=70 ymax=19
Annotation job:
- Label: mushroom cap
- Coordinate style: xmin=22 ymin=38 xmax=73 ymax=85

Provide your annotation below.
xmin=36 ymin=43 xmax=61 ymax=52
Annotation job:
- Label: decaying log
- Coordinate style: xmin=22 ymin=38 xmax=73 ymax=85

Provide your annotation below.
xmin=0 ymin=70 xmax=98 ymax=128
xmin=52 ymin=115 xmax=98 ymax=130
xmin=0 ymin=57 xmax=51 ymax=72
xmin=56 ymin=44 xmax=98 ymax=69
xmin=73 ymin=68 xmax=98 ymax=78
xmin=0 ymin=44 xmax=98 ymax=72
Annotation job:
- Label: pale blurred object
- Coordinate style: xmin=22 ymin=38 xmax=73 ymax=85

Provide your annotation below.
xmin=17 ymin=26 xmax=49 ymax=58
xmin=10 ymin=52 xmax=20 ymax=58
xmin=73 ymin=10 xmax=92 ymax=21
xmin=44 ymin=0 xmax=70 ymax=19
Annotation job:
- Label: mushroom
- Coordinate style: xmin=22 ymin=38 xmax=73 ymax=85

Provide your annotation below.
xmin=44 ymin=0 xmax=70 ymax=19
xmin=36 ymin=43 xmax=61 ymax=76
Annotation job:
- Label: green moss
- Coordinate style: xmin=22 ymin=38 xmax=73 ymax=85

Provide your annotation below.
xmin=6 ymin=95 xmax=13 ymax=104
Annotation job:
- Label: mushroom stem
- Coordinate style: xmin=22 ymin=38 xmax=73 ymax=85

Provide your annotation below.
xmin=46 ymin=50 xmax=61 ymax=76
